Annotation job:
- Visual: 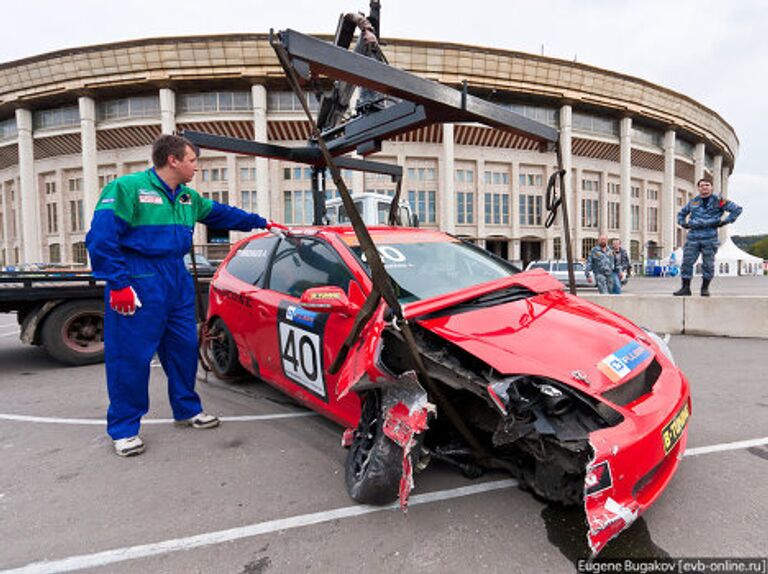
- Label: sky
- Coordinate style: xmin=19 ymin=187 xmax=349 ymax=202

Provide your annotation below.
xmin=2 ymin=0 xmax=766 ymax=235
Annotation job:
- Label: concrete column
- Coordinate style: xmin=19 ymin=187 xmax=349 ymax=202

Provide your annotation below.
xmin=713 ymin=155 xmax=723 ymax=196
xmin=15 ymin=109 xmax=42 ymax=263
xmin=559 ymin=105 xmax=575 ymax=259
xmin=1 ymin=184 xmax=9 ymax=260
xmin=159 ymin=88 xmax=176 ymax=135
xmin=599 ymin=170 xmax=608 ymax=237
xmin=721 ymin=165 xmax=730 ymax=198
xmin=440 ymin=123 xmax=455 ymax=233
xmin=79 ymin=96 xmax=99 ymax=231
xmin=476 ymin=158 xmax=486 ymax=244
xmin=639 ymin=177 xmax=648 ymax=261
xmin=662 ymin=129 xmax=676 ymax=257
xmin=619 ymin=116 xmax=632 ymax=250
xmin=252 ymin=84 xmax=270 ymax=218
xmin=510 ymin=160 xmax=520 ymax=245
xmin=542 ymin=163 xmax=553 ymax=248
xmin=573 ymin=167 xmax=582 ymax=258
xmin=719 ymin=164 xmax=731 ymax=243
xmin=693 ymin=142 xmax=705 ymax=184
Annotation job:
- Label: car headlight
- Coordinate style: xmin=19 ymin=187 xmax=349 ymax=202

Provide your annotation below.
xmin=643 ymin=328 xmax=676 ymax=366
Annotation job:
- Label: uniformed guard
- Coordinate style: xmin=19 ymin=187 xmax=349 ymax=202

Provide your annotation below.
xmin=585 ymin=236 xmax=614 ymax=294
xmin=673 ymin=177 xmax=742 ymax=297
xmin=86 ymin=134 xmax=287 ymax=456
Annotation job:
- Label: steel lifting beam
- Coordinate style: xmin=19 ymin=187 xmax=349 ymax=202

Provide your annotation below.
xmin=276 ymin=29 xmax=559 ymax=146
xmin=180 ymin=130 xmax=403 ymax=179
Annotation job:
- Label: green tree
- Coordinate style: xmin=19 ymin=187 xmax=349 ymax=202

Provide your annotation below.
xmin=748 ymin=237 xmax=768 ymax=260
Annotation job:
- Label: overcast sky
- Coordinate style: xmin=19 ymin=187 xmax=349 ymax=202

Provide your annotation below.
xmin=3 ymin=0 xmax=766 ymax=234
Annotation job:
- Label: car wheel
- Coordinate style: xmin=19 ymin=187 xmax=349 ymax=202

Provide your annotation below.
xmin=345 ymin=391 xmax=405 ymax=505
xmin=205 ymin=317 xmax=245 ymax=379
xmin=41 ymin=300 xmax=104 ymax=366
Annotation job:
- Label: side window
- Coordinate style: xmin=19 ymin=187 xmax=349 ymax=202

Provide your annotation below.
xmin=555 ymin=262 xmax=568 ymax=272
xmin=530 ymin=262 xmax=549 ymax=270
xmin=225 ymin=236 xmax=278 ymax=286
xmin=268 ymin=238 xmax=353 ymax=298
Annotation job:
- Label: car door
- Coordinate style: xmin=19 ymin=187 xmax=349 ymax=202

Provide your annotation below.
xmin=254 ymin=236 xmax=363 ymax=426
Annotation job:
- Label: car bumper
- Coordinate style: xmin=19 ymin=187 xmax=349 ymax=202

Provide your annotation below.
xmin=584 ymin=366 xmax=691 ymax=554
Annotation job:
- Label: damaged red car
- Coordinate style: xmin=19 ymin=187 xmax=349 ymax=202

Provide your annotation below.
xmin=204 ymin=226 xmax=690 ymax=554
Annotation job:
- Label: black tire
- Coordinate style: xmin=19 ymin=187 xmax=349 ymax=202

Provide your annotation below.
xmin=41 ymin=300 xmax=104 ymax=366
xmin=205 ymin=317 xmax=246 ymax=379
xmin=345 ymin=391 xmax=405 ymax=505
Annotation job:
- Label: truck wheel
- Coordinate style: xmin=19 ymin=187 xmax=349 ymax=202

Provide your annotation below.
xmin=41 ymin=300 xmax=104 ymax=366
xmin=205 ymin=317 xmax=245 ymax=379
xmin=345 ymin=391 xmax=405 ymax=505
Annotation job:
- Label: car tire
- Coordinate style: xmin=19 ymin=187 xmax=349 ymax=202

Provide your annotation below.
xmin=41 ymin=300 xmax=104 ymax=366
xmin=205 ymin=317 xmax=246 ymax=379
xmin=345 ymin=391 xmax=405 ymax=505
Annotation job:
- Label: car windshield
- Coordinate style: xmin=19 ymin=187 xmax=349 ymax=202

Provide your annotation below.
xmin=351 ymin=238 xmax=517 ymax=303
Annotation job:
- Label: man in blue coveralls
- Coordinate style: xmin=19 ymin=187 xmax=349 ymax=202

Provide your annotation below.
xmin=86 ymin=134 xmax=287 ymax=456
xmin=673 ymin=177 xmax=742 ymax=297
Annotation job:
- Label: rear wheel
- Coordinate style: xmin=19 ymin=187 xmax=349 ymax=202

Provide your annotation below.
xmin=205 ymin=317 xmax=246 ymax=379
xmin=41 ymin=300 xmax=104 ymax=366
xmin=345 ymin=391 xmax=405 ymax=505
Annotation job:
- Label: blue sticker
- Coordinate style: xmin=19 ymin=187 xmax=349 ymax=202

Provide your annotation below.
xmin=286 ymin=305 xmax=317 ymax=328
xmin=613 ymin=341 xmax=650 ymax=371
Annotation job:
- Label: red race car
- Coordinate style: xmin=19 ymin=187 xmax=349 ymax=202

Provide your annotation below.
xmin=204 ymin=226 xmax=690 ymax=554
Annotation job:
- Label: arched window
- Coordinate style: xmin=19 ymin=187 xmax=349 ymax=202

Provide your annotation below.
xmin=724 ymin=262 xmax=730 ymax=274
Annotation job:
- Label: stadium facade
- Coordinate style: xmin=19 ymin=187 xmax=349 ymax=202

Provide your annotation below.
xmin=0 ymin=34 xmax=738 ymax=267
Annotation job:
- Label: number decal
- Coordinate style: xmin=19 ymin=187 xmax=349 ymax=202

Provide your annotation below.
xmin=279 ymin=322 xmax=325 ymax=398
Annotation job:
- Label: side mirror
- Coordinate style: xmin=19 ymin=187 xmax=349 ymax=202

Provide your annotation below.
xmin=300 ymin=286 xmax=359 ymax=315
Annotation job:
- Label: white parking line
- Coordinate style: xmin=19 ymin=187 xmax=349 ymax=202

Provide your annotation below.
xmin=0 ymin=412 xmax=318 ymax=425
xmin=0 ymin=330 xmax=19 ymax=337
xmin=1 ymin=434 xmax=767 ymax=574
xmin=684 ymin=436 xmax=768 ymax=457
xmin=0 ymin=479 xmax=520 ymax=574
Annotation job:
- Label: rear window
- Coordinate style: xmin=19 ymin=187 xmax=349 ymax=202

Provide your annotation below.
xmin=225 ymin=236 xmax=278 ymax=286
xmin=529 ymin=262 xmax=549 ymax=270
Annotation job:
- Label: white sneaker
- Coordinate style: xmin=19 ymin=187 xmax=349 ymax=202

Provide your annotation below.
xmin=175 ymin=412 xmax=220 ymax=429
xmin=113 ymin=436 xmax=145 ymax=457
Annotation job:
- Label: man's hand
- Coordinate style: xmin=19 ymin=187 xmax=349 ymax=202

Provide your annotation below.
xmin=266 ymin=220 xmax=289 ymax=236
xmin=681 ymin=222 xmax=691 ymax=229
xmin=717 ymin=220 xmax=727 ymax=227
xmin=109 ymin=286 xmax=142 ymax=316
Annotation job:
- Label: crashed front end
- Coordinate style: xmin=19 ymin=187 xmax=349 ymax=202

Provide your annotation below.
xmin=341 ymin=275 xmax=691 ymax=555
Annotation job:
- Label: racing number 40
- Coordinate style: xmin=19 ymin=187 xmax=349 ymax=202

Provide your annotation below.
xmin=279 ymin=323 xmax=325 ymax=398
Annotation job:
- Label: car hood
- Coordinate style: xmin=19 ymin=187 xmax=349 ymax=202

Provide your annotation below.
xmin=410 ymin=274 xmax=654 ymax=395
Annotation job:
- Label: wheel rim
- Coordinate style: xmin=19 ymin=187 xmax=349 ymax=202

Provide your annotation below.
xmin=208 ymin=322 xmax=234 ymax=373
xmin=61 ymin=312 xmax=104 ymax=353
xmin=351 ymin=393 xmax=381 ymax=480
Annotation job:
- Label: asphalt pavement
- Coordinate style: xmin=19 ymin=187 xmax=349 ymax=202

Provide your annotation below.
xmin=0 ymin=313 xmax=766 ymax=573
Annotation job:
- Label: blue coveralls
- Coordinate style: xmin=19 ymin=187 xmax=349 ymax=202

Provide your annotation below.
xmin=677 ymin=194 xmax=742 ymax=280
xmin=86 ymin=168 xmax=267 ymax=440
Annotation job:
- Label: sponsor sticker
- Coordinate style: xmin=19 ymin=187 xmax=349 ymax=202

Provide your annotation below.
xmin=99 ymin=198 xmax=115 ymax=205
xmin=178 ymin=193 xmax=192 ymax=205
xmin=286 ymin=305 xmax=317 ymax=328
xmin=662 ymin=402 xmax=690 ymax=454
xmin=597 ymin=340 xmax=650 ymax=383
xmin=309 ymin=291 xmax=342 ymax=300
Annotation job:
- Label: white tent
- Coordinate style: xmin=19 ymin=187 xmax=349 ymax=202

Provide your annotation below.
xmin=665 ymin=237 xmax=763 ymax=276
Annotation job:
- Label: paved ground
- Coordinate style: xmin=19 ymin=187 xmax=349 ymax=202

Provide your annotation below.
xmin=0 ymin=313 xmax=766 ymax=573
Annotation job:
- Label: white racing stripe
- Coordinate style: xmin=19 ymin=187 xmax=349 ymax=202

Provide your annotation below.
xmin=684 ymin=436 xmax=768 ymax=456
xmin=0 ymin=412 xmax=317 ymax=425
xmin=0 ymin=479 xmax=519 ymax=574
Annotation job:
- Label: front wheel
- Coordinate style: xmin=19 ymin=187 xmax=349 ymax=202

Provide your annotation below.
xmin=345 ymin=391 xmax=405 ymax=505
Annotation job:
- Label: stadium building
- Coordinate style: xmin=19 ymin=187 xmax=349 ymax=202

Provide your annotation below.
xmin=0 ymin=34 xmax=738 ymax=268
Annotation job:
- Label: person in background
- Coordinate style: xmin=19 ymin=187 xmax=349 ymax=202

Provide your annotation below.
xmin=585 ymin=236 xmax=613 ymax=294
xmin=86 ymin=134 xmax=288 ymax=457
xmin=673 ymin=178 xmax=742 ymax=297
xmin=610 ymin=238 xmax=630 ymax=294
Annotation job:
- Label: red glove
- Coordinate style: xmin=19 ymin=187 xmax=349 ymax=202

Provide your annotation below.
xmin=266 ymin=221 xmax=289 ymax=236
xmin=110 ymin=286 xmax=142 ymax=316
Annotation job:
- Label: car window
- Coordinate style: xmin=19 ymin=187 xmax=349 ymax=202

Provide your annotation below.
xmin=529 ymin=262 xmax=549 ymax=270
xmin=377 ymin=202 xmax=390 ymax=224
xmin=555 ymin=262 xmax=568 ymax=272
xmin=225 ymin=236 xmax=278 ymax=286
xmin=351 ymin=239 xmax=516 ymax=303
xmin=268 ymin=238 xmax=354 ymax=298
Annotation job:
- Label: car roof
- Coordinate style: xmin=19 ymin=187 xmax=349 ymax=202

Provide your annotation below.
xmin=270 ymin=226 xmax=454 ymax=246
